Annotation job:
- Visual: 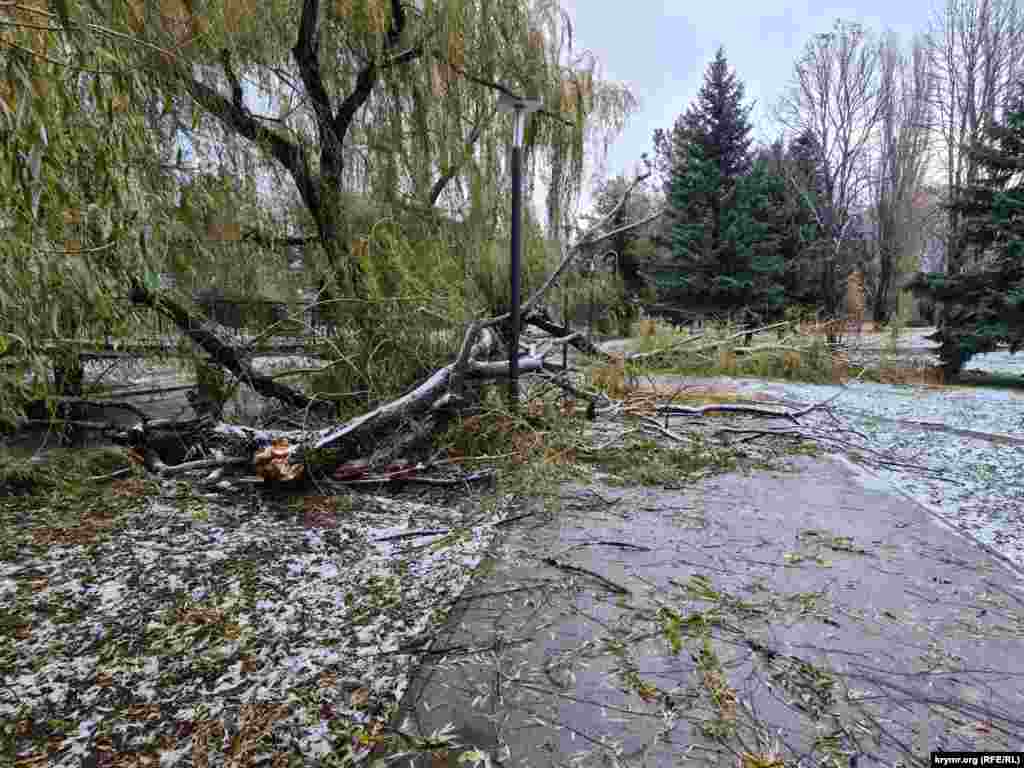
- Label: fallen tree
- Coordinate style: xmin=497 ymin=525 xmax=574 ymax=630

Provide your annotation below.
xmin=23 ymin=173 xmax=664 ymax=486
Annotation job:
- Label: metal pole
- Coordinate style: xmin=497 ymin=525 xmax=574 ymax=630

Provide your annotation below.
xmin=562 ymin=289 xmax=568 ymax=372
xmin=496 ymin=93 xmax=540 ymax=411
xmin=509 ymin=132 xmax=523 ymax=410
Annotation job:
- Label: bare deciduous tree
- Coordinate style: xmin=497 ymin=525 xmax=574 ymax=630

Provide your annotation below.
xmin=869 ymin=32 xmax=934 ymax=324
xmin=775 ymin=20 xmax=885 ymax=337
xmin=927 ymin=0 xmax=1024 ymax=276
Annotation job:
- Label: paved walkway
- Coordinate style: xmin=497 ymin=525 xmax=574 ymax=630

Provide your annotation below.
xmin=396 ymin=455 xmax=1024 ymax=767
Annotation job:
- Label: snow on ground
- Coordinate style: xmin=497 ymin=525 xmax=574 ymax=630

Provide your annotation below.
xmin=1 ymin=485 xmax=509 ymax=766
xmin=730 ymin=353 xmax=1024 ymax=570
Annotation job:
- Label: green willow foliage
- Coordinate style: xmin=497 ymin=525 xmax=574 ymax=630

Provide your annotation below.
xmin=0 ymin=14 xmax=166 ymax=426
xmin=1 ymin=0 xmax=636 ymax=423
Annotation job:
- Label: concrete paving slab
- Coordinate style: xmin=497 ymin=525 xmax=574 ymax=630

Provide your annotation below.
xmin=394 ymin=455 xmax=1024 ymax=767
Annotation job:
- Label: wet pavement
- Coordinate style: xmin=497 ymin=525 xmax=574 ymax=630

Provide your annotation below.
xmin=396 ymin=454 xmax=1024 ymax=767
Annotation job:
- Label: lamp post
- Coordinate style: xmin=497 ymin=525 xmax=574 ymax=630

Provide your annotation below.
xmin=497 ymin=92 xmax=542 ymax=409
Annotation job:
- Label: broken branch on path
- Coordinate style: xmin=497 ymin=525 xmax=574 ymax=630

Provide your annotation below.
xmin=146 ymin=454 xmax=251 ymax=478
xmin=654 ymin=402 xmax=803 ymax=421
xmin=714 ymin=423 xmax=962 ymax=484
xmin=541 ymin=557 xmax=632 ymax=596
xmin=494 ymin=510 xmax=543 ymax=528
xmin=373 ymin=529 xmax=450 ymax=542
xmin=640 ymin=417 xmax=691 ymax=444
xmin=535 ymin=370 xmax=605 ymax=407
xmin=569 ymin=541 xmax=652 ymax=552
xmin=330 ymin=470 xmax=494 ymax=487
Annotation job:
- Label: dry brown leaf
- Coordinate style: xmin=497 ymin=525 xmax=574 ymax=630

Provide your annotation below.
xmin=254 ymin=438 xmax=304 ymax=483
xmin=111 ymin=478 xmax=148 ymax=497
xmin=15 ymin=753 xmax=52 ymax=768
xmin=350 ymin=687 xmax=371 ymax=708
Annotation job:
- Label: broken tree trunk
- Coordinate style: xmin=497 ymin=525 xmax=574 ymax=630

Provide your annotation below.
xmin=128 ymin=279 xmax=335 ymax=417
xmin=110 ymin=172 xmax=659 ymax=484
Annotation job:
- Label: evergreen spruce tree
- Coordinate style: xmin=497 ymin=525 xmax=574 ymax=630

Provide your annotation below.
xmin=675 ymin=47 xmax=754 ymax=257
xmin=683 ymin=47 xmax=755 ymax=183
xmin=669 ymin=144 xmax=787 ymax=319
xmin=719 ymin=159 xmax=787 ymax=317
xmin=664 ymin=47 xmax=789 ymax=319
xmin=908 ymin=104 xmax=1024 ymax=377
xmin=668 ymin=141 xmax=719 ymax=303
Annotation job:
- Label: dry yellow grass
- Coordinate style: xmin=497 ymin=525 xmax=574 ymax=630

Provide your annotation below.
xmin=875 ymin=363 xmax=945 ymax=386
xmin=638 ymin=318 xmax=657 ymax=338
xmin=831 ymin=352 xmax=849 ymax=383
xmin=717 ymin=349 xmax=738 ymax=374
xmin=783 ymin=350 xmax=802 ymax=376
xmin=590 ymin=355 xmax=627 ymax=398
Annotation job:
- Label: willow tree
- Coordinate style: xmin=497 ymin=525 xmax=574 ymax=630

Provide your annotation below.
xmin=0 ymin=0 xmax=178 ymax=428
xmin=1 ymin=0 xmax=635 ymax=426
xmin=102 ymin=0 xmax=634 ymax=309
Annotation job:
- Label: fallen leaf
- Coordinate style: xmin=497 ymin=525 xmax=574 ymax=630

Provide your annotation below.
xmin=350 ymin=687 xmax=370 ymax=708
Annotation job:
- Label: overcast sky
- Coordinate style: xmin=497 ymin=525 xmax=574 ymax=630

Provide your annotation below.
xmin=560 ymin=0 xmax=938 ymax=198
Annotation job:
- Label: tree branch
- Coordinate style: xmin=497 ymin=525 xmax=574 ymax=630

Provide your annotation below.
xmin=332 ymin=0 xmax=418 ymax=149
xmin=577 ymin=171 xmax=653 ymax=241
xmin=429 ymin=117 xmax=486 ymax=206
xmin=180 ymin=72 xmax=321 ymax=217
xmin=128 ymin=280 xmax=333 ymax=416
xmin=292 ymin=0 xmax=344 ymax=182
xmin=219 ymin=48 xmax=244 ymax=111
xmin=436 ymin=52 xmax=575 ymax=128
xmin=241 ymin=229 xmax=319 ymax=248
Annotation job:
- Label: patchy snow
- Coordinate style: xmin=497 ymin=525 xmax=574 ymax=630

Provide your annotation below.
xmin=727 ymin=376 xmax=1024 ymax=569
xmin=2 ymin=487 xmax=510 ymax=765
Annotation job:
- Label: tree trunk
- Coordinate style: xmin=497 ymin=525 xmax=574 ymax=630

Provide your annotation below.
xmin=874 ymin=246 xmax=893 ymax=325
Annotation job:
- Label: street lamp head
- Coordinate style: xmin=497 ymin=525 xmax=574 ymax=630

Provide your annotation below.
xmin=497 ymin=92 xmax=543 ymax=148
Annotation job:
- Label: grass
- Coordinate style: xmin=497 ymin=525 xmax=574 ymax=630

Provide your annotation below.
xmin=615 ymin=318 xmax=968 ymax=390
xmin=627 ymin=319 xmax=844 ymax=384
xmin=0 ymin=445 xmax=134 ymax=496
